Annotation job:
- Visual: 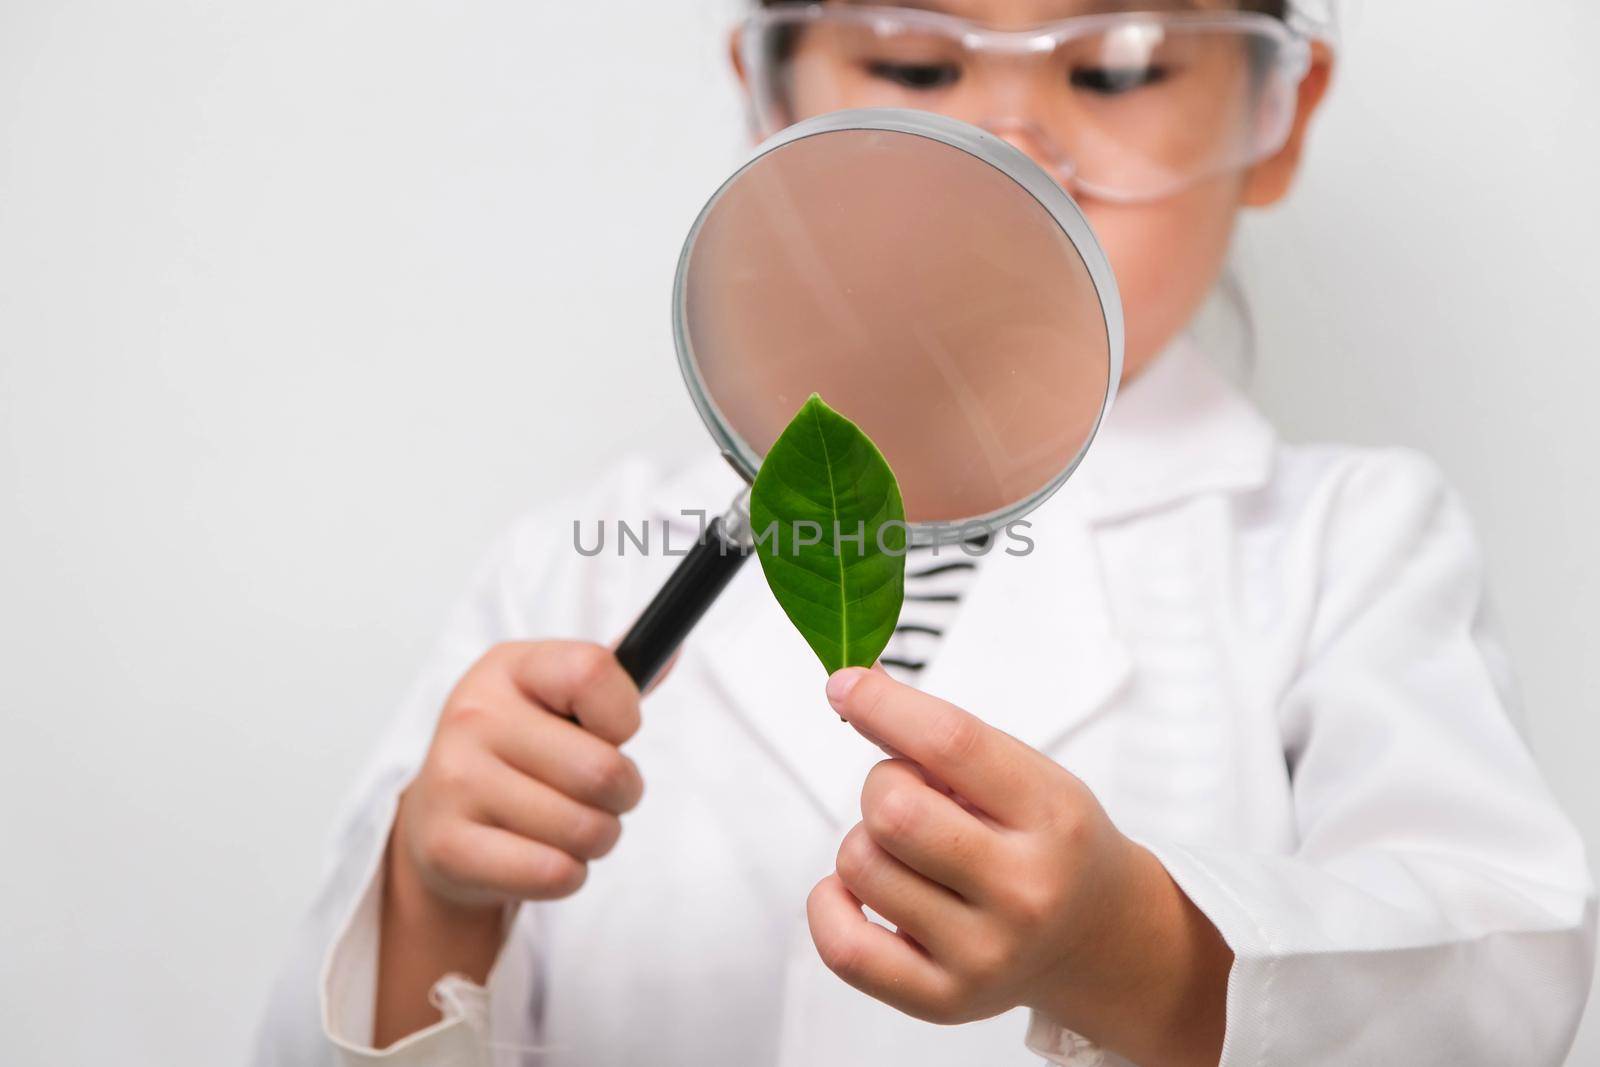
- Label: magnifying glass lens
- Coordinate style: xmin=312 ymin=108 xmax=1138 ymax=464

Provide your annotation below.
xmin=679 ymin=118 xmax=1116 ymax=531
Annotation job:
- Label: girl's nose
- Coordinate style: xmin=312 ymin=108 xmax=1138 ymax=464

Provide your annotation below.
xmin=979 ymin=117 xmax=1075 ymax=185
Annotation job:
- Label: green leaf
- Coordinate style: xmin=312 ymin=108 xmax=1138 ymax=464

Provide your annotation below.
xmin=749 ymin=394 xmax=907 ymax=674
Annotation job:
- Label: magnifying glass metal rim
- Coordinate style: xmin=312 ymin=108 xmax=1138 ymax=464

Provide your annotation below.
xmin=670 ymin=106 xmax=1125 ymax=542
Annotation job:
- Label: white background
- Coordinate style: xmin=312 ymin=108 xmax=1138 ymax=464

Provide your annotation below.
xmin=1 ymin=1 xmax=1596 ymax=1063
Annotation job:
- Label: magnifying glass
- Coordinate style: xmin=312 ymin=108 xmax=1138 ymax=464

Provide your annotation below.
xmin=614 ymin=108 xmax=1123 ymax=689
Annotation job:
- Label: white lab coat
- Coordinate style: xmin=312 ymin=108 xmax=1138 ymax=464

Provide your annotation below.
xmin=254 ymin=341 xmax=1595 ymax=1066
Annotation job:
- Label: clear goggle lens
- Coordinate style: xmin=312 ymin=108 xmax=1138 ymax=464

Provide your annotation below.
xmin=740 ymin=5 xmax=1311 ymax=203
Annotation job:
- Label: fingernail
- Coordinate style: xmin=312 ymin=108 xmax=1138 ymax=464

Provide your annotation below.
xmin=826 ymin=667 xmax=866 ymax=712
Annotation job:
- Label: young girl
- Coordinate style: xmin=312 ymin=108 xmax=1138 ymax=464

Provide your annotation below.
xmin=255 ymin=3 xmax=1595 ymax=1065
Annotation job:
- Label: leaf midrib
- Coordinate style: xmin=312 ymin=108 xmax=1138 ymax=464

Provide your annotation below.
xmin=808 ymin=400 xmax=848 ymax=664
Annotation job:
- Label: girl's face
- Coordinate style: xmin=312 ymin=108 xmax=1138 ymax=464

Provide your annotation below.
xmin=733 ymin=0 xmax=1333 ymax=383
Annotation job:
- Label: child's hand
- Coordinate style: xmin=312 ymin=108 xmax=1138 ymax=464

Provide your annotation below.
xmin=393 ymin=640 xmax=646 ymax=913
xmin=812 ymin=667 xmax=1231 ymax=1067
xmin=376 ymin=641 xmax=645 ymax=1046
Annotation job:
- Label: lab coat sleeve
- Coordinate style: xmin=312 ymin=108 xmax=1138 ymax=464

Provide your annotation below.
xmin=1033 ymin=450 xmax=1596 ymax=1066
xmin=319 ymin=822 xmax=495 ymax=1066
xmin=251 ymin=510 xmax=567 ymax=1067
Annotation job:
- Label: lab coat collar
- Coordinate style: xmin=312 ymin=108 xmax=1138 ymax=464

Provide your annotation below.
xmin=646 ymin=337 xmax=1273 ymax=827
xmin=1070 ymin=335 xmax=1276 ymax=524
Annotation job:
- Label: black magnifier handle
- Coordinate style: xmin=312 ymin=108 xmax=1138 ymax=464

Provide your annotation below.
xmin=614 ymin=501 xmax=752 ymax=691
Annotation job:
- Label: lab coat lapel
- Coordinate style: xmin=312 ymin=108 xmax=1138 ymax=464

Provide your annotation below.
xmin=1069 ymin=336 xmax=1276 ymax=524
xmin=916 ymin=488 xmax=1132 ymax=755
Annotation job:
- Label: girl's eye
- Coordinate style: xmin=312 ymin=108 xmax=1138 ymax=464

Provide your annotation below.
xmin=866 ymin=61 xmax=962 ymax=90
xmin=1070 ymin=65 xmax=1169 ymax=95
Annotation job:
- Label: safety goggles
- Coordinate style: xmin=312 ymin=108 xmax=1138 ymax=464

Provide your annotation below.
xmin=738 ymin=4 xmax=1313 ymax=203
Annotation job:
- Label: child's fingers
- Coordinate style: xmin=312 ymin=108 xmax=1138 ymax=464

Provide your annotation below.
xmin=484 ymin=706 xmax=644 ymax=814
xmin=419 ymin=821 xmax=588 ymax=902
xmin=806 ymin=874 xmax=962 ymax=1023
xmin=477 ymin=757 xmax=623 ymax=862
xmin=826 ymin=667 xmax=1051 ymax=828
xmin=509 ymin=641 xmax=642 ymax=745
xmin=859 ymin=759 xmax=995 ymax=900
xmin=834 ymin=824 xmax=971 ymax=960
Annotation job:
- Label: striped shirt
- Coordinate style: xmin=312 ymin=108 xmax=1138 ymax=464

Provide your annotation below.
xmin=878 ymin=534 xmax=989 ymax=684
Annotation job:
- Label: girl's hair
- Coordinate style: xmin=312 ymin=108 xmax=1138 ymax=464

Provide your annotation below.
xmin=754 ymin=1 xmax=1293 ymax=15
